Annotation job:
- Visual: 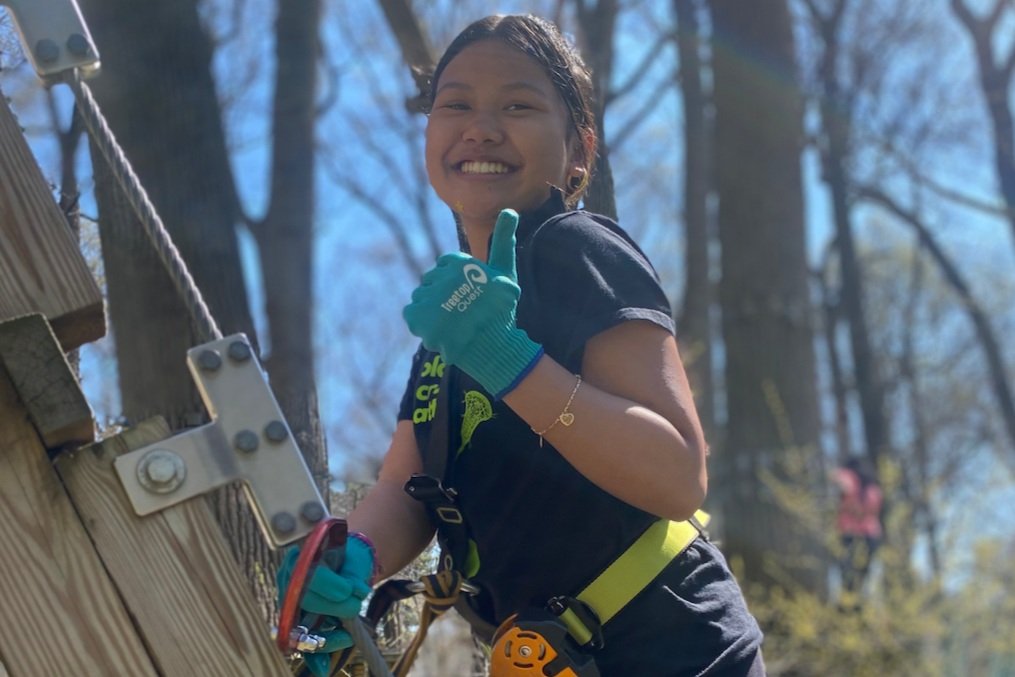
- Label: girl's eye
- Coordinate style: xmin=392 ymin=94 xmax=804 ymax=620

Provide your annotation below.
xmin=440 ymin=102 xmax=469 ymax=111
xmin=506 ymin=103 xmax=533 ymax=111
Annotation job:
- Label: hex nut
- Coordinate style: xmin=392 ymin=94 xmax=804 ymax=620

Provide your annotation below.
xmin=234 ymin=430 xmax=259 ymax=453
xmin=137 ymin=449 xmax=186 ymax=494
xmin=196 ymin=349 xmax=222 ymax=371
xmin=35 ymin=39 xmax=60 ymax=63
xmin=227 ymin=340 xmax=252 ymax=362
xmin=264 ymin=420 xmax=288 ymax=443
xmin=272 ymin=512 xmax=297 ymax=535
xmin=300 ymin=502 xmax=326 ymax=523
xmin=66 ymin=33 xmax=91 ymax=57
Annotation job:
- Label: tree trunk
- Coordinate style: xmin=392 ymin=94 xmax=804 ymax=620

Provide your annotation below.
xmin=673 ymin=0 xmax=715 ymax=438
xmin=811 ymin=3 xmax=892 ymax=469
xmin=950 ymin=0 xmax=1015 ymax=255
xmin=708 ymin=0 xmax=825 ymax=593
xmin=575 ymin=0 xmax=620 ymax=221
xmin=252 ymin=0 xmax=330 ymax=499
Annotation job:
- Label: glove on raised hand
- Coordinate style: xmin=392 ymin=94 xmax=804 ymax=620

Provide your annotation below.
xmin=276 ymin=535 xmax=376 ymax=664
xmin=403 ymin=209 xmax=543 ymax=399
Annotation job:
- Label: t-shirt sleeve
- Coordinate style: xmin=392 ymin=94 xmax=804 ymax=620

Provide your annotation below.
xmin=523 ymin=213 xmax=675 ymax=369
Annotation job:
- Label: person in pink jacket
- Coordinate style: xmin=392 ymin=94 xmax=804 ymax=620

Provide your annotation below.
xmin=834 ymin=456 xmax=883 ymax=596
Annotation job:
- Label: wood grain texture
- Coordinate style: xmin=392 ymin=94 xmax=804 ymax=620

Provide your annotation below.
xmin=0 ymin=364 xmax=157 ymax=676
xmin=0 ymin=92 xmax=104 ymax=351
xmin=56 ymin=418 xmax=291 ymax=676
xmin=0 ymin=314 xmax=94 ymax=450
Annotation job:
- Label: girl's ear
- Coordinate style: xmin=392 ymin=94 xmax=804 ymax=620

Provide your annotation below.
xmin=574 ymin=128 xmax=597 ymax=172
xmin=567 ymin=132 xmax=590 ymax=174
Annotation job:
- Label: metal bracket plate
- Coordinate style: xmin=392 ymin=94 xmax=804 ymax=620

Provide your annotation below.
xmin=114 ymin=334 xmax=327 ymax=549
xmin=0 ymin=0 xmax=100 ymax=80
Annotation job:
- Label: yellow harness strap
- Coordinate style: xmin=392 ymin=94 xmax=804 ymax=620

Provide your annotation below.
xmin=576 ymin=509 xmax=710 ymax=626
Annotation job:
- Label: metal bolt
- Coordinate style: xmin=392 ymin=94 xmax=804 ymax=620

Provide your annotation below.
xmin=264 ymin=420 xmax=288 ymax=443
xmin=233 ymin=430 xmax=259 ymax=453
xmin=272 ymin=512 xmax=296 ymax=535
xmin=300 ymin=501 xmax=325 ymax=524
xmin=196 ymin=349 xmax=222 ymax=371
xmin=519 ymin=646 xmax=532 ymax=657
xmin=227 ymin=340 xmax=252 ymax=362
xmin=66 ymin=33 xmax=91 ymax=57
xmin=137 ymin=449 xmax=186 ymax=494
xmin=35 ymin=39 xmax=60 ymax=63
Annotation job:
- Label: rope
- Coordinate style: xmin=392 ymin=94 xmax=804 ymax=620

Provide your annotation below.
xmin=62 ymin=71 xmax=222 ymax=343
xmin=391 ymin=570 xmax=466 ymax=677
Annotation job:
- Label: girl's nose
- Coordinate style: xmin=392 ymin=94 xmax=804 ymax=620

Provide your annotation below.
xmin=462 ymin=112 xmax=504 ymax=144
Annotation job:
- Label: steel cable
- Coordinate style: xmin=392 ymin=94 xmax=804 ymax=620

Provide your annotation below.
xmin=63 ymin=71 xmax=221 ymax=343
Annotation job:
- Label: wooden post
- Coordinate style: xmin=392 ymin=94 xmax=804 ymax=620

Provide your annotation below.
xmin=0 ymin=316 xmax=289 ymax=675
xmin=0 ymin=90 xmax=104 ymax=351
xmin=0 ymin=357 xmax=157 ymax=675
xmin=55 ymin=418 xmax=290 ymax=675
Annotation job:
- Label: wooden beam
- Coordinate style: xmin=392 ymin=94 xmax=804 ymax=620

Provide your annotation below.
xmin=0 ymin=91 xmax=104 ymax=351
xmin=0 ymin=314 xmax=94 ymax=450
xmin=0 ymin=362 xmax=157 ymax=675
xmin=55 ymin=418 xmax=291 ymax=676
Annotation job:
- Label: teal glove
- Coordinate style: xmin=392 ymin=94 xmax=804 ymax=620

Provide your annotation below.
xmin=302 ymin=652 xmax=333 ymax=677
xmin=403 ymin=209 xmax=543 ymax=398
xmin=276 ymin=535 xmax=375 ymax=660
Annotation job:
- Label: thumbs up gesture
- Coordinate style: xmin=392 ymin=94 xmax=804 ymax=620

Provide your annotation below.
xmin=403 ymin=209 xmax=544 ymax=399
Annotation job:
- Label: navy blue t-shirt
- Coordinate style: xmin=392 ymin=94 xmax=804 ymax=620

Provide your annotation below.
xmin=397 ymin=193 xmax=763 ymax=674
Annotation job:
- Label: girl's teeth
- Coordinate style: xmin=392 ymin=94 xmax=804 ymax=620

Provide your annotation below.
xmin=461 ymin=161 xmax=508 ymax=174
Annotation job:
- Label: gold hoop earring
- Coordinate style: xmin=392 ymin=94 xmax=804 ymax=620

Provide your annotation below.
xmin=568 ymin=169 xmax=586 ymax=192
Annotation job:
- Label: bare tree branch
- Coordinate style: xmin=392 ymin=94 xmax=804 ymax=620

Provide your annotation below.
xmin=322 ymin=154 xmax=427 ymax=280
xmin=859 ymin=185 xmax=1015 ymax=469
xmin=606 ymin=27 xmax=677 ymax=105
xmin=610 ymin=66 xmax=678 ymax=150
xmin=376 ymin=0 xmax=435 ymax=111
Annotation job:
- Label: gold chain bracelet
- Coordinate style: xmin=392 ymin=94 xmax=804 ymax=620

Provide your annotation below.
xmin=532 ymin=374 xmax=582 ymax=447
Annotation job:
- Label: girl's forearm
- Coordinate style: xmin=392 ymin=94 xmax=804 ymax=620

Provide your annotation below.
xmin=504 ymin=355 xmax=706 ymax=521
xmin=347 ymin=478 xmax=435 ymax=583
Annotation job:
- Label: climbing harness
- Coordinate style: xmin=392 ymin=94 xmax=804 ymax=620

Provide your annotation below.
xmin=376 ymin=365 xmax=712 ymax=676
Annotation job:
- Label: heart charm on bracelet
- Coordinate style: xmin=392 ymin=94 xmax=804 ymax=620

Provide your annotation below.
xmin=560 ymin=412 xmax=575 ymax=426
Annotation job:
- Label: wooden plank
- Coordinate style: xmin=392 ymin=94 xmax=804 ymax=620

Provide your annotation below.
xmin=0 ymin=314 xmax=94 ymax=450
xmin=0 ymin=363 xmax=157 ymax=676
xmin=55 ymin=418 xmax=291 ymax=676
xmin=0 ymin=91 xmax=104 ymax=351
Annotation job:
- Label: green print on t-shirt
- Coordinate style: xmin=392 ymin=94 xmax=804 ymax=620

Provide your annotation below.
xmin=412 ymin=354 xmax=445 ymax=423
xmin=458 ymin=390 xmax=493 ymax=455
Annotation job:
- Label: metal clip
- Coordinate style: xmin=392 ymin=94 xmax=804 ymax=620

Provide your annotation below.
xmin=0 ymin=0 xmax=100 ymax=80
xmin=270 ymin=625 xmax=327 ymax=653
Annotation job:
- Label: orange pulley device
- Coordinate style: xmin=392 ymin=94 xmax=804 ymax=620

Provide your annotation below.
xmin=489 ymin=607 xmax=600 ymax=677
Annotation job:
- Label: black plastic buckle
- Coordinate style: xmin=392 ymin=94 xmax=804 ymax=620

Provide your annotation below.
xmin=405 ymin=473 xmax=458 ymax=502
xmin=547 ymin=596 xmax=604 ymax=651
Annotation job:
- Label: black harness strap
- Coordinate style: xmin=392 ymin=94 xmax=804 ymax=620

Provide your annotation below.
xmin=401 ymin=365 xmax=498 ymax=641
xmin=403 ymin=366 xmax=471 ymax=569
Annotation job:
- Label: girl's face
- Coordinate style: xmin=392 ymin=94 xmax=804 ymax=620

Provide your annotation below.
xmin=426 ymin=39 xmax=577 ymax=232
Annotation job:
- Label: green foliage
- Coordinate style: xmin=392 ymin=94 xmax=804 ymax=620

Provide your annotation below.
xmin=741 ymin=457 xmax=1015 ymax=677
xmin=744 ymin=547 xmax=944 ymax=676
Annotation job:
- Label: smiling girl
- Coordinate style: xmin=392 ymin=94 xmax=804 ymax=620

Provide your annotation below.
xmin=280 ymin=14 xmax=765 ymax=676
